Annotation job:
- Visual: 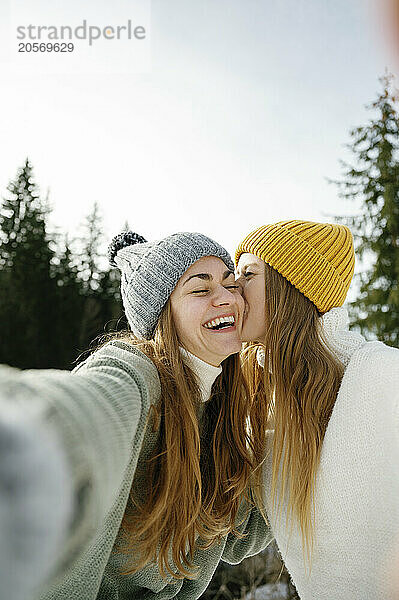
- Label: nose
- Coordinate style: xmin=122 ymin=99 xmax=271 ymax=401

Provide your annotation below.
xmin=234 ymin=275 xmax=247 ymax=298
xmin=235 ymin=273 xmax=245 ymax=287
xmin=234 ymin=277 xmax=244 ymax=294
xmin=212 ymin=284 xmax=236 ymax=306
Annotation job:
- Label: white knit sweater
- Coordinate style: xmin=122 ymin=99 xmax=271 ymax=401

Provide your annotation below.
xmin=261 ymin=307 xmax=399 ymax=599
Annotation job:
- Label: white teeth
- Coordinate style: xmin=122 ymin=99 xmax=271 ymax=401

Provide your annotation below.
xmin=222 ymin=316 xmax=235 ymax=324
xmin=203 ymin=315 xmax=235 ymax=329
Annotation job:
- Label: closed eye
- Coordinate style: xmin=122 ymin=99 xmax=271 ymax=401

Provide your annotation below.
xmin=191 ymin=289 xmax=209 ymax=294
xmin=225 ymin=285 xmax=240 ymax=289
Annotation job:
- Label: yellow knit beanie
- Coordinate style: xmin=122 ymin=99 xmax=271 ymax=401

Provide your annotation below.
xmin=235 ymin=220 xmax=355 ymax=314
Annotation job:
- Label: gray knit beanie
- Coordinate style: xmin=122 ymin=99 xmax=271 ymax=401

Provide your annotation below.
xmin=108 ymin=231 xmax=234 ymax=339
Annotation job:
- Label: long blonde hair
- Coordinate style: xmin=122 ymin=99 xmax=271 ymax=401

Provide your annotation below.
xmin=241 ymin=263 xmax=344 ymax=564
xmin=93 ymin=301 xmax=268 ymax=580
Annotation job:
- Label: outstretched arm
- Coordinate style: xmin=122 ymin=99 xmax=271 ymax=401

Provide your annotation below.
xmin=0 ymin=402 xmax=73 ymax=600
xmin=0 ymin=340 xmax=159 ymax=600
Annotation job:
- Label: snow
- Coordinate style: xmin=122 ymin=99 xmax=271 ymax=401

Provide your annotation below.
xmin=245 ymin=582 xmax=290 ymax=600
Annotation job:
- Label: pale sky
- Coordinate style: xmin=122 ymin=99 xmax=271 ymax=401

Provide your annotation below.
xmin=0 ymin=0 xmax=397 ymax=261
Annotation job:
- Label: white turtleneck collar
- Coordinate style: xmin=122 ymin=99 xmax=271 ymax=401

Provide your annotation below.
xmin=256 ymin=306 xmax=366 ymax=369
xmin=179 ymin=348 xmax=222 ymax=403
xmin=318 ymin=306 xmax=366 ymax=366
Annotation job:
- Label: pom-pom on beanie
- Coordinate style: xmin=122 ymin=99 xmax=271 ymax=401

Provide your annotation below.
xmin=109 ymin=231 xmax=234 ymax=339
xmin=235 ymin=220 xmax=355 ymax=314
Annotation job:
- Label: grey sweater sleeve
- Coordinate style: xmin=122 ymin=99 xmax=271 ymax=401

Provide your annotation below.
xmin=221 ymin=500 xmax=274 ymax=564
xmin=0 ymin=341 xmax=160 ymax=598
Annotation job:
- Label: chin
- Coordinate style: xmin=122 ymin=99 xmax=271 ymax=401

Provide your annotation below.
xmin=241 ymin=326 xmax=264 ymax=344
xmin=213 ymin=341 xmax=242 ymax=359
xmin=239 ymin=326 xmax=252 ymax=343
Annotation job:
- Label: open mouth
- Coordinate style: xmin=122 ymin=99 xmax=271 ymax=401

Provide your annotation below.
xmin=202 ymin=315 xmax=236 ymax=331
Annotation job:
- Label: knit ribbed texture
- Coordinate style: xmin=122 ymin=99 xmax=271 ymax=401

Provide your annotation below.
xmin=0 ymin=342 xmax=272 ymax=600
xmin=111 ymin=232 xmax=234 ymax=339
xmin=235 ymin=220 xmax=355 ymax=313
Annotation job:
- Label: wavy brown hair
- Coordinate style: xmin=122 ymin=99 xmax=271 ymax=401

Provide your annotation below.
xmin=93 ymin=300 xmax=268 ymax=580
xmin=241 ymin=263 xmax=344 ymax=566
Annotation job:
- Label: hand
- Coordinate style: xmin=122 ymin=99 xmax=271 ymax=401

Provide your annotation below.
xmin=0 ymin=406 xmax=73 ymax=600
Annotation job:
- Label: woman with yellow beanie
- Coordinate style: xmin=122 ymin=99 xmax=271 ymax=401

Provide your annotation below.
xmin=235 ymin=220 xmax=399 ymax=600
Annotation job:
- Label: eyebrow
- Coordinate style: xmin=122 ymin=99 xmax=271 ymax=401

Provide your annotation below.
xmin=182 ymin=270 xmax=233 ymax=286
xmin=240 ymin=263 xmax=260 ymax=270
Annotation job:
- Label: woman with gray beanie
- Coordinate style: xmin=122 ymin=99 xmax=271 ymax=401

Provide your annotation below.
xmin=0 ymin=231 xmax=272 ymax=600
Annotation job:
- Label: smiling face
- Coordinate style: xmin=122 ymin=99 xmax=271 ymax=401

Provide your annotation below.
xmin=170 ymin=256 xmax=245 ymax=366
xmin=236 ymin=253 xmax=267 ymax=343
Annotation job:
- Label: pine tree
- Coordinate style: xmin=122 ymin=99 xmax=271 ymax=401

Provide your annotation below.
xmin=332 ymin=73 xmax=399 ymax=347
xmin=52 ymin=234 xmax=85 ymax=368
xmin=0 ymin=159 xmax=58 ymax=367
xmin=76 ymin=202 xmax=123 ymax=350
xmin=78 ymin=201 xmax=104 ymax=294
xmin=0 ymin=160 xmax=40 ymax=267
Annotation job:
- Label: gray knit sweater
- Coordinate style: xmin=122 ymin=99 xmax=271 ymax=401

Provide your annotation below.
xmin=0 ymin=340 xmax=272 ymax=600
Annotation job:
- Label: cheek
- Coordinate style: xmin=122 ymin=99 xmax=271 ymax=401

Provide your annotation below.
xmin=236 ymin=292 xmax=245 ymax=312
xmin=171 ymin=303 xmax=190 ymax=341
xmin=243 ymin=282 xmax=256 ymax=306
xmin=246 ymin=280 xmax=265 ymax=311
xmin=173 ymin=300 xmax=205 ymax=341
xmin=175 ymin=319 xmax=188 ymax=342
xmin=256 ymin=279 xmax=266 ymax=306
